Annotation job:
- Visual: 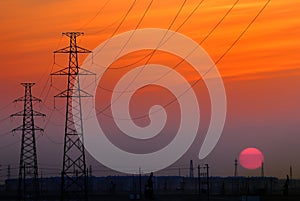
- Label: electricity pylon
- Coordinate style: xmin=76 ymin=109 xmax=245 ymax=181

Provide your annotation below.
xmin=11 ymin=83 xmax=45 ymax=201
xmin=51 ymin=32 xmax=94 ymax=201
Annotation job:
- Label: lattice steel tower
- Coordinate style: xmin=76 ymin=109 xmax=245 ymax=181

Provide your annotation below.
xmin=51 ymin=32 xmax=94 ymax=201
xmin=11 ymin=83 xmax=45 ymax=201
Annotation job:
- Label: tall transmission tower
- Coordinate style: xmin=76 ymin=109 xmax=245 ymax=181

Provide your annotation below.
xmin=51 ymin=32 xmax=94 ymax=201
xmin=11 ymin=83 xmax=45 ymax=201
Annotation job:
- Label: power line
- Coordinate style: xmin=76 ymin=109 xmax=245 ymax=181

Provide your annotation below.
xmin=0 ymin=131 xmax=11 ymax=138
xmin=82 ymin=0 xmax=206 ymax=120
xmin=0 ymin=116 xmax=10 ymax=123
xmin=88 ymin=0 xmax=138 ymax=58
xmin=77 ymin=0 xmax=111 ymax=30
xmin=215 ymin=0 xmax=271 ymax=64
xmin=78 ymin=0 xmax=206 ymax=104
xmin=35 ymin=35 xmax=63 ymax=89
xmin=0 ymin=102 xmax=13 ymax=112
xmin=94 ymin=0 xmax=241 ymax=120
xmin=37 ymin=0 xmax=203 ymax=122
xmin=200 ymin=0 xmax=240 ymax=44
xmin=40 ymin=109 xmax=63 ymax=145
xmin=86 ymin=16 xmax=124 ymax=34
xmin=151 ymin=0 xmax=272 ymax=116
xmin=93 ymin=0 xmax=189 ymax=117
xmin=112 ymin=0 xmax=154 ymax=62
xmin=92 ymin=0 xmax=270 ymax=120
xmin=90 ymin=0 xmax=204 ymax=72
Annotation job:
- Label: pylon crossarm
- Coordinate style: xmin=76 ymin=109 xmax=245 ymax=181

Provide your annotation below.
xmin=12 ymin=125 xmax=44 ymax=133
xmin=14 ymin=96 xmax=41 ymax=103
xmin=11 ymin=110 xmax=45 ymax=117
xmin=77 ymin=46 xmax=92 ymax=54
xmin=31 ymin=96 xmax=42 ymax=102
xmin=54 ymin=46 xmax=91 ymax=54
xmin=13 ymin=96 xmax=25 ymax=103
xmin=51 ymin=67 xmax=69 ymax=75
xmin=54 ymin=46 xmax=70 ymax=54
xmin=62 ymin=32 xmax=83 ymax=37
xmin=10 ymin=111 xmax=24 ymax=117
xmin=51 ymin=67 xmax=95 ymax=76
xmin=33 ymin=126 xmax=44 ymax=132
xmin=76 ymin=89 xmax=93 ymax=97
xmin=12 ymin=125 xmax=24 ymax=133
xmin=77 ymin=67 xmax=96 ymax=76
xmin=32 ymin=111 xmax=46 ymax=117
xmin=54 ymin=89 xmax=93 ymax=98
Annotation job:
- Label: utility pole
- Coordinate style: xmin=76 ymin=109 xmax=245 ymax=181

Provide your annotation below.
xmin=261 ymin=162 xmax=264 ymax=177
xmin=197 ymin=165 xmax=200 ymax=196
xmin=7 ymin=165 xmax=11 ymax=180
xmin=139 ymin=167 xmax=142 ymax=197
xmin=234 ymin=158 xmax=238 ymax=177
xmin=51 ymin=32 xmax=95 ymax=201
xmin=206 ymin=164 xmax=210 ymax=201
xmin=89 ymin=165 xmax=92 ymax=178
xmin=189 ymin=160 xmax=194 ymax=178
xmin=11 ymin=83 xmax=45 ymax=201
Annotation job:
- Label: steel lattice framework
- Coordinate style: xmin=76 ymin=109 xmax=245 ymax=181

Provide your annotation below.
xmin=51 ymin=32 xmax=94 ymax=201
xmin=11 ymin=83 xmax=45 ymax=201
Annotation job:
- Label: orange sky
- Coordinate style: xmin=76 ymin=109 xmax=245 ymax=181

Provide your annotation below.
xmin=0 ymin=0 xmax=300 ymax=178
xmin=1 ymin=0 xmax=299 ymax=81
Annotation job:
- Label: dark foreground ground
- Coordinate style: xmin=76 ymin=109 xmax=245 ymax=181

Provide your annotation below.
xmin=1 ymin=194 xmax=298 ymax=201
xmin=85 ymin=194 xmax=300 ymax=201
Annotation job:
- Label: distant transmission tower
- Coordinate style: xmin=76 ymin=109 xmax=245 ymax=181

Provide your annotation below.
xmin=11 ymin=83 xmax=45 ymax=201
xmin=51 ymin=32 xmax=94 ymax=201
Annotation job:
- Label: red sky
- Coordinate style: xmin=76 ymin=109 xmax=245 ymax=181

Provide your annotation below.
xmin=0 ymin=0 xmax=300 ymax=178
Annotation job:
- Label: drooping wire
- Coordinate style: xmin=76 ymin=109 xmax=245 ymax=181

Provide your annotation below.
xmin=0 ymin=131 xmax=11 ymax=138
xmin=90 ymin=0 xmax=204 ymax=72
xmin=112 ymin=0 xmax=154 ymax=62
xmin=215 ymin=0 xmax=271 ymax=64
xmin=92 ymin=0 xmax=270 ymax=120
xmin=77 ymin=0 xmax=111 ymax=30
xmin=77 ymin=0 xmax=157 ymax=104
xmin=81 ymin=0 xmax=204 ymax=119
xmin=92 ymin=0 xmax=189 ymax=117
xmin=87 ymin=0 xmax=138 ymax=59
xmin=42 ymin=109 xmax=64 ymax=145
xmin=0 ymin=116 xmax=10 ymax=123
xmin=0 ymin=102 xmax=13 ymax=112
xmin=82 ymin=0 xmax=205 ymax=95
xmin=141 ymin=0 xmax=272 ymax=118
